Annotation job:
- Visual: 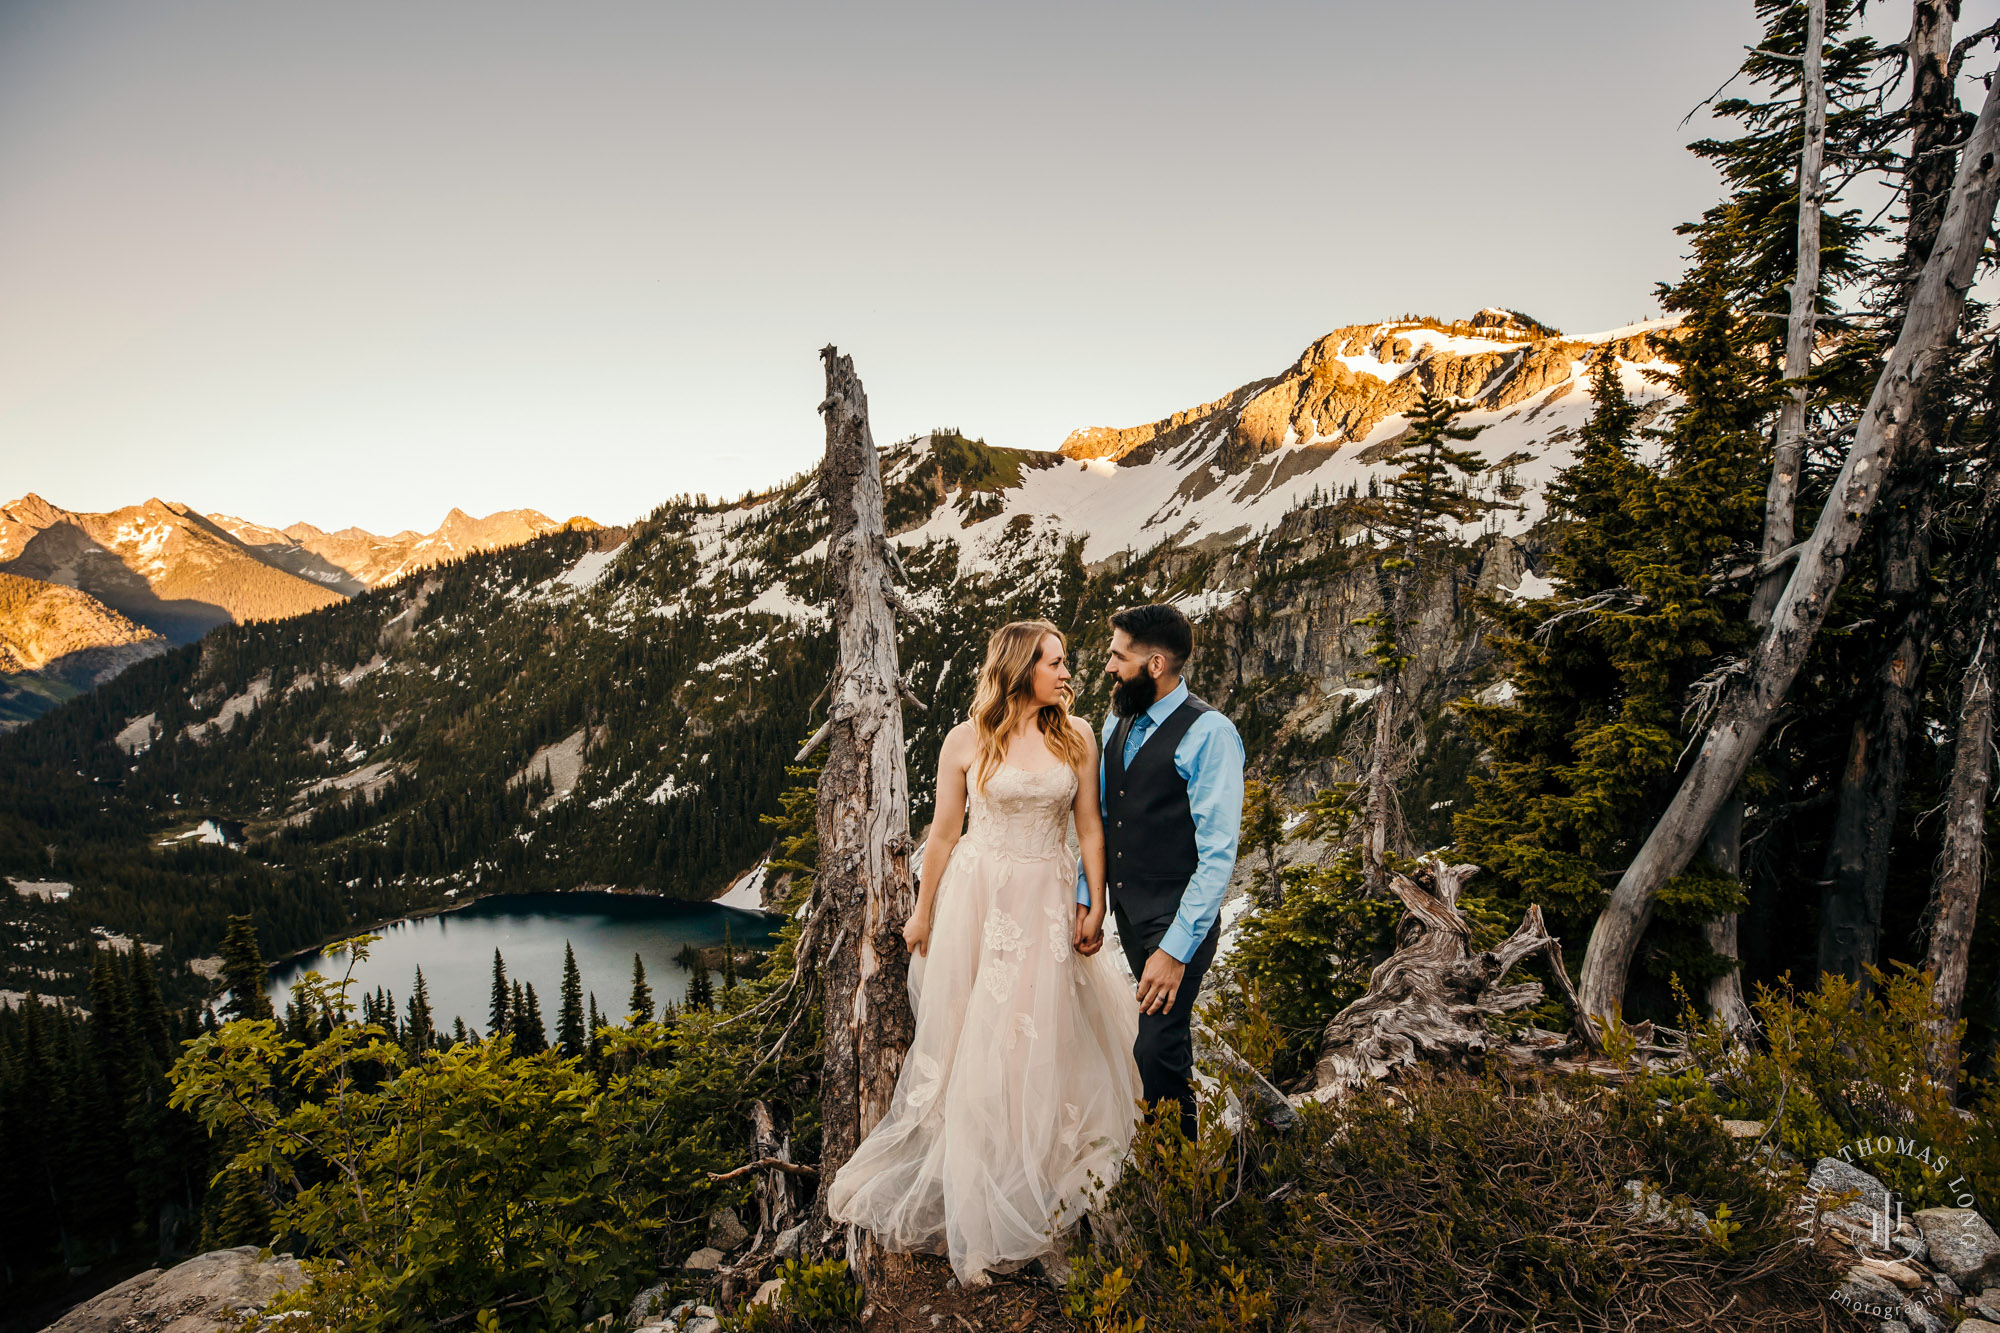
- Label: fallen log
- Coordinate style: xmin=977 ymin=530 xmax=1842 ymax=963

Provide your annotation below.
xmin=1301 ymin=861 xmax=1677 ymax=1100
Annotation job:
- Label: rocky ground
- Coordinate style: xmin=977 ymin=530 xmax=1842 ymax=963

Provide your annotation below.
xmin=1804 ymin=1152 xmax=2000 ymax=1332
xmin=27 ymin=1137 xmax=2000 ymax=1332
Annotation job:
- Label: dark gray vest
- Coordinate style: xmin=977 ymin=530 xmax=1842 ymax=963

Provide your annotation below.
xmin=1103 ymin=695 xmax=1213 ymax=953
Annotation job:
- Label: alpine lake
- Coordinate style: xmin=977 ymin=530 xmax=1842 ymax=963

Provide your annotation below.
xmin=266 ymin=891 xmax=784 ymax=1038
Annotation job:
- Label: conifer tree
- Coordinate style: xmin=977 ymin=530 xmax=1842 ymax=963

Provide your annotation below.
xmin=125 ymin=943 xmax=172 ymax=1062
xmin=557 ymin=943 xmax=586 ymax=1057
xmin=586 ymin=993 xmax=602 ymax=1069
xmin=1241 ymin=778 xmax=1288 ymax=907
xmin=519 ymin=983 xmax=548 ymax=1055
xmin=1358 ymin=388 xmax=1497 ymax=891
xmin=685 ymin=961 xmax=714 ymax=1014
xmin=628 ymin=954 xmax=654 ymax=1025
xmin=404 ymin=967 xmax=435 ymax=1055
xmin=1460 ymin=279 xmax=1769 ymax=1013
xmin=217 ymin=916 xmax=274 ymax=1022
xmin=197 ymin=1124 xmax=273 ymax=1251
xmin=488 ymin=949 xmax=510 ymax=1041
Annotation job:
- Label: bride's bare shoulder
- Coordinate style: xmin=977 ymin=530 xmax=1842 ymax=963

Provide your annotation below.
xmin=1065 ymin=712 xmax=1098 ymax=751
xmin=940 ymin=719 xmax=978 ymax=756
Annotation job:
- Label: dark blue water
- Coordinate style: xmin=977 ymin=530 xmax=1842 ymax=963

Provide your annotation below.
xmin=266 ymin=892 xmax=782 ymax=1038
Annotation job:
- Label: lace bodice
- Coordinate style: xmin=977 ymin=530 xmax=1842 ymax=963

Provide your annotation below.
xmin=961 ymin=762 xmax=1076 ymax=864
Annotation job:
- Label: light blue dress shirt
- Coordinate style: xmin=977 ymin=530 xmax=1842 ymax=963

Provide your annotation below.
xmin=1074 ymin=678 xmax=1245 ymax=963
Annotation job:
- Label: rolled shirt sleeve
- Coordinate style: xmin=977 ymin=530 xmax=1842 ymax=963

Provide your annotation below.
xmin=1156 ymin=713 xmax=1245 ymax=963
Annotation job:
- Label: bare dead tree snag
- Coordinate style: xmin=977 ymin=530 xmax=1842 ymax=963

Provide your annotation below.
xmin=1814 ymin=0 xmax=1966 ymax=990
xmin=1577 ymin=68 xmax=2000 ymax=1023
xmin=1749 ymin=0 xmax=1828 ymax=631
xmin=1699 ymin=0 xmax=1830 ymax=1030
xmin=1925 ymin=645 xmax=1993 ymax=1092
xmin=1303 ymin=862 xmax=1636 ymax=1100
xmin=1361 ymin=555 xmax=1404 ymax=895
xmin=1700 ymin=801 xmax=1755 ymax=1034
xmin=709 ymin=1099 xmax=808 ymax=1305
xmin=810 ymin=346 xmax=918 ymax=1286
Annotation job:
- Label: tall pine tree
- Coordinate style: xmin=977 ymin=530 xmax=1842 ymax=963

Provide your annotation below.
xmin=217 ymin=916 xmax=274 ymax=1022
xmin=1358 ymin=388 xmax=1498 ymax=890
xmin=487 ymin=949 xmax=510 ymax=1041
xmin=557 ymin=943 xmax=586 ymax=1057
xmin=628 ymin=954 xmax=654 ymax=1025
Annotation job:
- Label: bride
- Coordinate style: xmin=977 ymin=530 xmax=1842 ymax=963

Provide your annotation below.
xmin=824 ymin=619 xmax=1143 ymax=1285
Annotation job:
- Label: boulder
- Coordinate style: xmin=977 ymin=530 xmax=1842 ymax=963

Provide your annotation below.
xmin=1903 ymin=1303 xmax=1951 ymax=1333
xmin=1911 ymin=1207 xmax=2000 ymax=1287
xmin=1809 ymin=1156 xmax=1891 ymax=1213
xmin=40 ymin=1246 xmax=305 ymax=1333
xmin=1960 ymin=1320 xmax=2000 ymax=1331
xmin=682 ymin=1247 xmax=725 ymax=1272
xmin=706 ymin=1205 xmax=749 ymax=1251
xmin=751 ymin=1278 xmax=783 ymax=1307
xmin=1718 ymin=1119 xmax=1765 ymax=1140
xmin=627 ymin=1281 xmax=669 ymax=1326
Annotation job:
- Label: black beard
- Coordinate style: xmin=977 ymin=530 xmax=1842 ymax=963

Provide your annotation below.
xmin=1111 ymin=673 xmax=1156 ymax=718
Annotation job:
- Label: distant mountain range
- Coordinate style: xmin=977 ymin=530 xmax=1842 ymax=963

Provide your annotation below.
xmin=0 ymin=307 xmax=1684 ymax=1003
xmin=0 ymin=497 xmax=595 ymax=726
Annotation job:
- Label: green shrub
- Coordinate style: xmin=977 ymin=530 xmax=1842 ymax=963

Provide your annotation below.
xmin=724 ymin=1257 xmax=864 ymax=1331
xmin=169 ymin=932 xmax=822 ymax=1331
xmin=1074 ymin=1063 xmax=1853 ymax=1331
xmin=1642 ymin=964 xmax=2000 ymax=1209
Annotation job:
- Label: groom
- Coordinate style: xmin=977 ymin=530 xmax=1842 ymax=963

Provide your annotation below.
xmin=1074 ymin=603 xmax=1244 ymax=1140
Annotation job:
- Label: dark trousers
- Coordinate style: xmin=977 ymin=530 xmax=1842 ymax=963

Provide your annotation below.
xmin=1117 ymin=917 xmax=1220 ymax=1141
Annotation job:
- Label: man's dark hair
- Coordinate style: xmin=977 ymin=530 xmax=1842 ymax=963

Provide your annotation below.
xmin=1109 ymin=603 xmax=1193 ymax=672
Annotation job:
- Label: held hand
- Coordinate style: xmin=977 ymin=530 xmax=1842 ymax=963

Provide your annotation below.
xmin=1136 ymin=948 xmax=1186 ymax=1015
xmin=1072 ymin=904 xmax=1106 ymax=955
xmin=902 ymin=910 xmax=931 ymax=958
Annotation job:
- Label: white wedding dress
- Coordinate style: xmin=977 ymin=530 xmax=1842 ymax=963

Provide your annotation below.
xmin=825 ymin=761 xmax=1144 ymax=1285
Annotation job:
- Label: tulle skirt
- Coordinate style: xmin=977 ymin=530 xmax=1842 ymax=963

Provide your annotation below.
xmin=824 ymin=835 xmax=1143 ymax=1285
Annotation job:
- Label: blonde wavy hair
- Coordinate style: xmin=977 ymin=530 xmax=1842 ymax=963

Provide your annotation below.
xmin=970 ymin=620 xmax=1089 ymax=794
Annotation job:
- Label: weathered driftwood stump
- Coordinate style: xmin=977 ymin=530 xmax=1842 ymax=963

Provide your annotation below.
xmin=810 ymin=346 xmax=919 ymax=1286
xmin=711 ymin=1099 xmax=807 ymax=1304
xmin=1303 ymin=862 xmax=1645 ymax=1100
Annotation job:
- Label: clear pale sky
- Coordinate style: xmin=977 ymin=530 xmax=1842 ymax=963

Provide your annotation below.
xmin=0 ymin=0 xmax=1915 ymax=533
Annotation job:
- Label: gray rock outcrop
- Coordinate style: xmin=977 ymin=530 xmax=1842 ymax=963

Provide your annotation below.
xmin=39 ymin=1246 xmax=305 ymax=1333
xmin=1911 ymin=1206 xmax=2000 ymax=1287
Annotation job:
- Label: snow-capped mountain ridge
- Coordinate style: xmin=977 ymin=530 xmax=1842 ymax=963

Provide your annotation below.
xmin=870 ymin=309 xmax=1677 ymax=568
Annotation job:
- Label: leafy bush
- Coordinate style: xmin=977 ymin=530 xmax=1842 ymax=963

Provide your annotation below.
xmin=1642 ymin=964 xmax=2000 ymax=1209
xmin=724 ymin=1257 xmax=864 ymax=1331
xmin=169 ymin=932 xmax=821 ymax=1331
xmin=1073 ymin=1064 xmax=1853 ymax=1332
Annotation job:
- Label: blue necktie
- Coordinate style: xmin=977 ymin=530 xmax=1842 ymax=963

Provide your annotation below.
xmin=1124 ymin=715 xmax=1153 ymax=767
